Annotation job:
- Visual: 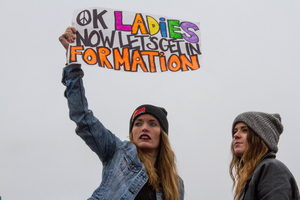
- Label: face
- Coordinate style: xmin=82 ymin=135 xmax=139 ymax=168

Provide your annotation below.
xmin=232 ymin=122 xmax=249 ymax=157
xmin=132 ymin=114 xmax=161 ymax=156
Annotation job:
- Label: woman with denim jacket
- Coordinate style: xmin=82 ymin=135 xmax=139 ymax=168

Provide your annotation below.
xmin=59 ymin=27 xmax=184 ymax=200
xmin=230 ymin=111 xmax=299 ymax=200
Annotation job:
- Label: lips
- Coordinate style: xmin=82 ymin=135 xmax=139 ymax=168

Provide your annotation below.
xmin=139 ymin=134 xmax=151 ymax=139
xmin=235 ymin=142 xmax=242 ymax=146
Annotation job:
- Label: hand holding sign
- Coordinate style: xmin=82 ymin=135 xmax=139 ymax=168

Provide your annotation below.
xmin=59 ymin=27 xmax=77 ymax=52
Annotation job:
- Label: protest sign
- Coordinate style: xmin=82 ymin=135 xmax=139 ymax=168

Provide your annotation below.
xmin=68 ymin=7 xmax=202 ymax=73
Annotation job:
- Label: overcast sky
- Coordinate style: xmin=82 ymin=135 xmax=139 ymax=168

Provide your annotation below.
xmin=0 ymin=0 xmax=299 ymax=199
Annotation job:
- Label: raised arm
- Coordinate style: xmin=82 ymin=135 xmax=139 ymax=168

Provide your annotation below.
xmin=60 ymin=28 xmax=120 ymax=163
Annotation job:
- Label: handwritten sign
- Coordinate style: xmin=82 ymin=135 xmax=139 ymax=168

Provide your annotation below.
xmin=68 ymin=7 xmax=202 ymax=73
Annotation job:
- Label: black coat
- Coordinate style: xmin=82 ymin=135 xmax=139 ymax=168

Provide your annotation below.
xmin=239 ymin=152 xmax=300 ymax=200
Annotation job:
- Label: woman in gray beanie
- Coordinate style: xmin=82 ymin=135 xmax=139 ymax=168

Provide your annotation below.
xmin=59 ymin=27 xmax=184 ymax=200
xmin=229 ymin=111 xmax=299 ymax=200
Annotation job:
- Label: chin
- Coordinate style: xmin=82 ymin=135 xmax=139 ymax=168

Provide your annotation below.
xmin=234 ymin=149 xmax=244 ymax=157
xmin=136 ymin=144 xmax=149 ymax=149
xmin=235 ymin=152 xmax=244 ymax=157
xmin=139 ymin=145 xmax=159 ymax=153
xmin=139 ymin=145 xmax=152 ymax=150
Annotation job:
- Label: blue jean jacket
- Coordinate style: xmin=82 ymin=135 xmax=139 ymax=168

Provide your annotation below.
xmin=62 ymin=64 xmax=184 ymax=200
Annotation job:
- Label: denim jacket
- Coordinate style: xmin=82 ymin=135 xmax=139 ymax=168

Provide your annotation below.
xmin=62 ymin=64 xmax=184 ymax=200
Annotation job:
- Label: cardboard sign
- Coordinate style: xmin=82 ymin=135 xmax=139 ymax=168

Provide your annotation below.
xmin=68 ymin=7 xmax=202 ymax=73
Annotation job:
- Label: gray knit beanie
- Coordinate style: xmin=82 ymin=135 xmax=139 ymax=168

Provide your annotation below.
xmin=232 ymin=112 xmax=283 ymax=153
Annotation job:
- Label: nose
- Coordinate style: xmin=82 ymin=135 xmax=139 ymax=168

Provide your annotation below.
xmin=141 ymin=123 xmax=149 ymax=132
xmin=233 ymin=131 xmax=241 ymax=139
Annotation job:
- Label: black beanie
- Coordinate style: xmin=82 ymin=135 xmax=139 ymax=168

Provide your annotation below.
xmin=129 ymin=104 xmax=169 ymax=134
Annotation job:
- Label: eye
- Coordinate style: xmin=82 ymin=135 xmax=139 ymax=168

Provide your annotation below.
xmin=242 ymin=128 xmax=248 ymax=133
xmin=150 ymin=123 xmax=157 ymax=127
xmin=134 ymin=122 xmax=142 ymax=126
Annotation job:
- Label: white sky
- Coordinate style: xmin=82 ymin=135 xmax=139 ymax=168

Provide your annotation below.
xmin=0 ymin=0 xmax=299 ymax=199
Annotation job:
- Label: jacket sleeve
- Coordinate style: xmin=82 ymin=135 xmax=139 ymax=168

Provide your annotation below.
xmin=62 ymin=64 xmax=120 ymax=163
xmin=257 ymin=159 xmax=298 ymax=200
xmin=179 ymin=177 xmax=185 ymax=200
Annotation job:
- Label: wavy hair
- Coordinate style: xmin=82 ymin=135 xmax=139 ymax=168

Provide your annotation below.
xmin=130 ymin=129 xmax=181 ymax=200
xmin=229 ymin=128 xmax=269 ymax=200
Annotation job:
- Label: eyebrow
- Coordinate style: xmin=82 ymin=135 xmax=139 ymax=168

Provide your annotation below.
xmin=149 ymin=120 xmax=158 ymax=123
xmin=136 ymin=118 xmax=158 ymax=122
xmin=234 ymin=125 xmax=248 ymax=129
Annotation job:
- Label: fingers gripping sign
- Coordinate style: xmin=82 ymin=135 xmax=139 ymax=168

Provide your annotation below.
xmin=59 ymin=27 xmax=77 ymax=52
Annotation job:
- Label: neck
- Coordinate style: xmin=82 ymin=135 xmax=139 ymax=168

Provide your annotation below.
xmin=144 ymin=152 xmax=158 ymax=166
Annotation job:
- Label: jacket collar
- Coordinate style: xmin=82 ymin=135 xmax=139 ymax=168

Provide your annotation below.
xmin=260 ymin=151 xmax=276 ymax=161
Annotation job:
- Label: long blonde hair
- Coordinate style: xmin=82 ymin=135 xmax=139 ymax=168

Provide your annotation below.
xmin=229 ymin=128 xmax=269 ymax=200
xmin=130 ymin=129 xmax=181 ymax=200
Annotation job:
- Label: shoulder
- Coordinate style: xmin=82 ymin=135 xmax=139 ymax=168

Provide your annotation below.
xmin=177 ymin=175 xmax=185 ymax=190
xmin=122 ymin=140 xmax=137 ymax=151
xmin=118 ymin=140 xmax=141 ymax=161
xmin=251 ymin=153 xmax=296 ymax=185
xmin=115 ymin=140 xmax=137 ymax=154
xmin=178 ymin=175 xmax=184 ymax=182
xmin=177 ymin=175 xmax=185 ymax=199
xmin=248 ymin=154 xmax=300 ymax=200
xmin=105 ymin=140 xmax=143 ymax=167
xmin=257 ymin=156 xmax=292 ymax=176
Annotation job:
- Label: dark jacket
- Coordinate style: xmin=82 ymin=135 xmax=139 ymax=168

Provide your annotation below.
xmin=239 ymin=152 xmax=299 ymax=200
